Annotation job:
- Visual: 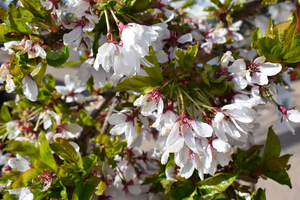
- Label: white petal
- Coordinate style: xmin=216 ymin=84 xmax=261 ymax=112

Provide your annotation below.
xmin=128 ymin=185 xmax=142 ymax=195
xmin=259 ymin=62 xmax=282 ymax=76
xmin=177 ymin=33 xmax=193 ymax=44
xmin=287 ymin=110 xmax=300 ymax=123
xmin=22 ymin=75 xmax=38 ymax=102
xmin=108 ymin=113 xmax=127 ymax=125
xmin=212 ymin=139 xmax=231 ymax=153
xmin=191 ymin=121 xmax=213 ymax=138
xmin=254 ymin=56 xmax=266 ymax=65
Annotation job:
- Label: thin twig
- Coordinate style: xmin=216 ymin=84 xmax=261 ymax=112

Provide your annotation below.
xmin=76 ymin=91 xmax=115 ymax=155
xmin=66 ymin=95 xmax=104 ymax=107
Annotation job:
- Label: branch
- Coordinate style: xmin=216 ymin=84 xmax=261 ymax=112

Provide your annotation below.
xmin=38 ymin=28 xmax=71 ymax=46
xmin=76 ymin=91 xmax=115 ymax=155
xmin=220 ymin=0 xmax=262 ymax=23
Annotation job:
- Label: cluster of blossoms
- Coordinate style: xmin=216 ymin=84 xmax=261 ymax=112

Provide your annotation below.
xmin=0 ymin=0 xmax=299 ymax=199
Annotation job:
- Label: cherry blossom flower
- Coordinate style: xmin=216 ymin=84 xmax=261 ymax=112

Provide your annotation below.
xmin=0 ymin=62 xmax=16 ymax=93
xmin=3 ymin=38 xmax=46 ymax=59
xmin=108 ymin=111 xmax=138 ymax=147
xmin=94 ymin=42 xmax=138 ymax=76
xmin=278 ymin=105 xmax=300 ymax=134
xmin=39 ymin=110 xmax=57 ymax=130
xmin=133 ymin=89 xmax=164 ymax=116
xmin=38 ymin=170 xmax=55 ymax=192
xmin=201 ymin=28 xmax=228 ymax=52
xmin=76 ymin=58 xmax=111 ymax=88
xmin=22 ymin=75 xmax=38 ymax=102
xmin=121 ymin=23 xmax=159 ymax=58
xmin=227 ymin=20 xmax=244 ymax=42
xmin=55 ymin=74 xmax=86 ymax=103
xmin=246 ymin=56 xmax=282 ymax=85
xmin=166 ymin=113 xmax=213 ymax=150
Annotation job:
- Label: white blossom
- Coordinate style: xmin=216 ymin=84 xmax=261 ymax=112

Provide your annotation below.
xmin=22 ymin=75 xmax=38 ymax=102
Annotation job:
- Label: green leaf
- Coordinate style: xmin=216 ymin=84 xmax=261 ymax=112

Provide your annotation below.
xmin=292 ymin=32 xmax=300 ymax=49
xmin=59 ymin=181 xmax=69 ymax=200
xmin=203 ymin=6 xmax=218 ymax=12
xmin=95 ymin=134 xmax=110 ymax=144
xmin=0 ymin=24 xmax=17 ymax=44
xmin=79 ymin=110 xmax=96 ymax=126
xmin=31 ymin=63 xmax=47 ymax=85
xmin=129 ymin=0 xmax=158 ymax=13
xmin=281 ymin=10 xmax=298 ymax=55
xmin=51 ymin=137 xmax=83 ymax=167
xmin=273 ymin=20 xmax=292 ymax=43
xmin=4 ymin=4 xmax=34 ymax=34
xmin=4 ymin=140 xmax=36 ymax=157
xmin=95 ymin=180 xmax=107 ymax=196
xmin=0 ymin=170 xmax=22 ymax=184
xmin=197 ymin=171 xmax=239 ymax=192
xmin=46 ymin=46 xmax=70 ymax=67
xmin=1 ymin=103 xmax=12 ymax=122
xmin=82 ymin=155 xmax=98 ymax=174
xmin=202 ymin=65 xmax=212 ymax=86
xmin=283 ymin=45 xmax=300 ymax=63
xmin=72 ymin=178 xmax=84 ymax=200
xmin=199 ymin=192 xmax=227 ymax=200
xmin=20 ymin=0 xmax=48 ymax=18
xmin=112 ymin=76 xmax=161 ymax=94
xmin=182 ymin=0 xmax=195 ymax=8
xmin=3 ymin=192 xmax=17 ymax=200
xmin=184 ymin=43 xmax=199 ymax=68
xmin=17 ymin=98 xmax=43 ymax=110
xmin=265 ymin=17 xmax=273 ymax=38
xmin=176 ymin=48 xmax=185 ymax=67
xmin=57 ymin=166 xmax=81 ymax=187
xmin=261 ymin=126 xmax=280 ymax=165
xmin=0 ymin=7 xmax=7 ymax=21
xmin=37 ymin=132 xmax=56 ymax=169
xmin=11 ymin=168 xmax=39 ymax=189
xmin=43 ymin=74 xmax=56 ymax=91
xmin=144 ymin=47 xmax=164 ymax=82
xmin=171 ymin=183 xmax=194 ymax=200
xmin=251 ymin=188 xmax=266 ymax=200
xmin=86 ymin=76 xmax=94 ymax=93
xmin=259 ymin=37 xmax=281 ymax=62
xmin=251 ymin=28 xmax=263 ymax=43
xmin=262 ymin=170 xmax=292 ymax=188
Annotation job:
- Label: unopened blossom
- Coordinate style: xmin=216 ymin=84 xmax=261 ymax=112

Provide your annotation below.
xmin=8 ymin=154 xmax=31 ymax=172
xmin=22 ymin=75 xmax=38 ymax=102
xmin=133 ymin=89 xmax=164 ymax=116
xmin=108 ymin=111 xmax=138 ymax=147
xmin=278 ymin=105 xmax=300 ymax=134
xmin=55 ymin=74 xmax=86 ymax=103
xmin=38 ymin=170 xmax=55 ymax=191
xmin=246 ymin=56 xmax=282 ymax=85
